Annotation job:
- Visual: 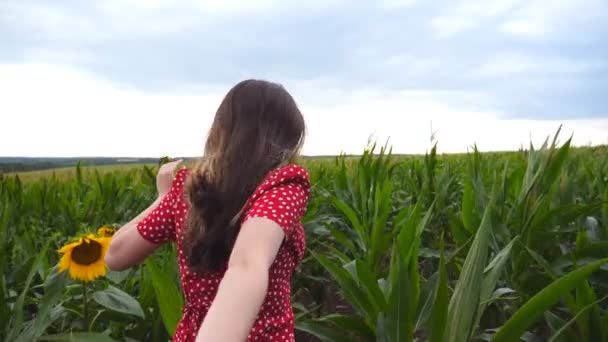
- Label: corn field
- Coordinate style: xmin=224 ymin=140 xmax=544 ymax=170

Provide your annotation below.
xmin=2 ymin=131 xmax=608 ymax=341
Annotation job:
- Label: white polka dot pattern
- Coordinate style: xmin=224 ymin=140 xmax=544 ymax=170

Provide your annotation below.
xmin=243 ymin=177 xmax=309 ymax=236
xmin=138 ymin=164 xmax=310 ymax=342
xmin=136 ymin=167 xmax=187 ymax=244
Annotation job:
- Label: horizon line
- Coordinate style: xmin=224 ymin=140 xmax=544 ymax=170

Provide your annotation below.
xmin=1 ymin=143 xmax=607 ymax=160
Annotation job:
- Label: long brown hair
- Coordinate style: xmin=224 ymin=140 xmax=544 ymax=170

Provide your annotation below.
xmin=183 ymin=79 xmax=306 ymax=273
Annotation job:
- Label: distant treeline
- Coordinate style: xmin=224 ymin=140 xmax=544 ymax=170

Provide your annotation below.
xmin=2 ymin=145 xmax=606 ymax=174
xmin=0 ymin=157 xmax=164 ymax=173
xmin=0 ymin=155 xmax=340 ymax=173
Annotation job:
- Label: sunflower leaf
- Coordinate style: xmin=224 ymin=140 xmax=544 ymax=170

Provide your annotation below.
xmin=92 ymin=285 xmax=145 ymax=319
xmin=105 ymin=269 xmax=132 ymax=284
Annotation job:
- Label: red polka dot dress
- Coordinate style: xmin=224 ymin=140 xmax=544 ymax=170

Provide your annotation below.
xmin=136 ymin=164 xmax=311 ymax=342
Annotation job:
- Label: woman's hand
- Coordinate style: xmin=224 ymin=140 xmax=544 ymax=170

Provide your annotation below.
xmin=156 ymin=159 xmax=182 ymax=197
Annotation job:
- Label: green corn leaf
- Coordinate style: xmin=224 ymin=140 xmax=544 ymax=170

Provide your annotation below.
xmin=369 ymin=178 xmax=392 ymax=270
xmin=406 ymin=236 xmax=421 ymax=330
xmin=574 ymin=280 xmax=603 ymax=341
xmin=548 ymin=295 xmax=608 ymax=342
xmin=446 ymin=183 xmax=495 ymax=342
xmin=328 ymin=227 xmax=358 ymax=257
xmin=542 ymin=136 xmax=571 ymax=192
xmin=331 ymin=197 xmax=368 ymax=251
xmin=357 ymin=160 xmax=369 ymax=228
xmin=320 ymin=242 xmax=351 ymax=265
xmin=544 ymin=310 xmax=576 ymax=342
xmin=343 ymin=260 xmax=357 ymax=280
xmin=384 ymin=247 xmax=414 ymax=342
xmin=448 ymin=210 xmax=471 ymax=247
xmin=534 ymin=203 xmax=602 ymax=243
xmin=576 ymin=240 xmax=608 ymax=259
xmin=318 ymin=314 xmax=376 ymax=341
xmin=37 ymin=332 xmax=117 ymax=342
xmin=415 ymin=271 xmax=438 ymax=332
xmin=415 ymin=202 xmax=435 ymax=239
xmin=7 ymin=240 xmax=52 ymax=341
xmin=475 ymin=236 xmax=520 ymax=329
xmin=396 ymin=200 xmax=433 ymax=267
xmin=392 ymin=204 xmax=413 ymax=233
xmin=355 ymin=260 xmax=388 ymax=312
xmin=462 ymin=176 xmax=476 ymax=233
xmin=429 ymin=238 xmax=448 ymax=342
xmin=295 ymin=320 xmax=353 ymax=342
xmin=16 ymin=266 xmax=69 ymax=341
xmin=312 ymin=252 xmax=376 ymax=320
xmin=492 ymin=258 xmax=608 ymax=342
xmin=146 ymin=257 xmax=184 ymax=335
xmin=525 ymin=245 xmax=579 ymax=314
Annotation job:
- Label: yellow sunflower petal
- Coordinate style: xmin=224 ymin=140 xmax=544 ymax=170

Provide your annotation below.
xmin=97 ymin=226 xmax=116 ymax=237
xmin=58 ymin=253 xmax=71 ymax=272
xmin=58 ymin=234 xmax=108 ymax=282
xmin=58 ymin=240 xmax=81 ymax=254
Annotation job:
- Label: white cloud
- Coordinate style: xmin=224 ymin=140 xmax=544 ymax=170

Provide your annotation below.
xmin=2 ymin=0 xmax=350 ymax=44
xmin=2 ymin=1 xmax=107 ymax=40
xmin=379 ymin=0 xmax=419 ymax=9
xmin=300 ymin=88 xmax=608 ymax=154
xmin=501 ymin=0 xmax=607 ymax=37
xmin=502 ymin=19 xmax=546 ymax=36
xmin=0 ymin=63 xmax=223 ymax=157
xmin=473 ymin=53 xmax=606 ymax=78
xmin=430 ymin=0 xmax=520 ymax=37
xmin=21 ymin=48 xmax=99 ymax=66
xmin=429 ymin=0 xmax=607 ymax=38
xmin=1 ymin=63 xmax=606 ymax=157
xmin=99 ymin=0 xmax=346 ymax=15
xmin=430 ymin=17 xmax=478 ymax=38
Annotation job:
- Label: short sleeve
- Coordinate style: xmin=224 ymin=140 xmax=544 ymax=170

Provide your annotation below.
xmin=243 ymin=165 xmax=311 ymax=236
xmin=136 ymin=167 xmax=188 ymax=244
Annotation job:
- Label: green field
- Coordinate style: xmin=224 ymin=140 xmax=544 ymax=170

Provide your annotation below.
xmin=2 ymin=137 xmax=608 ymax=341
xmin=4 ymin=163 xmax=156 ymax=182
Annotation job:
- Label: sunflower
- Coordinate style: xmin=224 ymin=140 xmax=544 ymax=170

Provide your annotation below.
xmin=58 ymin=234 xmax=111 ymax=282
xmin=97 ymin=226 xmax=116 ymax=237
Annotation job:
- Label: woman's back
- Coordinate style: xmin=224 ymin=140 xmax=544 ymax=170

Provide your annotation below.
xmin=136 ymin=164 xmax=311 ymax=341
xmin=107 ymin=79 xmax=309 ymax=341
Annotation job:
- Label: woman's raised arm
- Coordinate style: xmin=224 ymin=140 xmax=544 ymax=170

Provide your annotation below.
xmin=105 ymin=160 xmax=182 ymax=271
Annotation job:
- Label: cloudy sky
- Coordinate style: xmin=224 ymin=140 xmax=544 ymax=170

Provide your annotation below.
xmin=1 ymin=0 xmax=607 ymax=157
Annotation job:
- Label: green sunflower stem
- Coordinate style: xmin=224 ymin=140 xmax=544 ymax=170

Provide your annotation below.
xmin=82 ymin=281 xmax=89 ymax=330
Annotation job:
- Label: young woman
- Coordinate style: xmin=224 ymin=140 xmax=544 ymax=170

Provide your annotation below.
xmin=105 ymin=79 xmax=310 ymax=341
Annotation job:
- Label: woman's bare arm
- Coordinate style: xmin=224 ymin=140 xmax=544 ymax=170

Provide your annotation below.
xmin=105 ymin=160 xmax=182 ymax=271
xmin=195 ymin=217 xmax=285 ymax=341
xmin=105 ymin=196 xmax=163 ymax=271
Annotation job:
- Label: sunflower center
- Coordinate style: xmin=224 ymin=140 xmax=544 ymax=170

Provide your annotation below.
xmin=71 ymin=239 xmax=103 ymax=265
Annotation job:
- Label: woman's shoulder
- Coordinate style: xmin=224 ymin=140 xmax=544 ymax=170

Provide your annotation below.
xmin=166 ymin=166 xmax=190 ymax=200
xmin=250 ymin=163 xmax=310 ymax=199
xmin=176 ymin=165 xmax=190 ymax=177
xmin=171 ymin=166 xmax=190 ymax=186
xmin=264 ymin=163 xmax=310 ymax=185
